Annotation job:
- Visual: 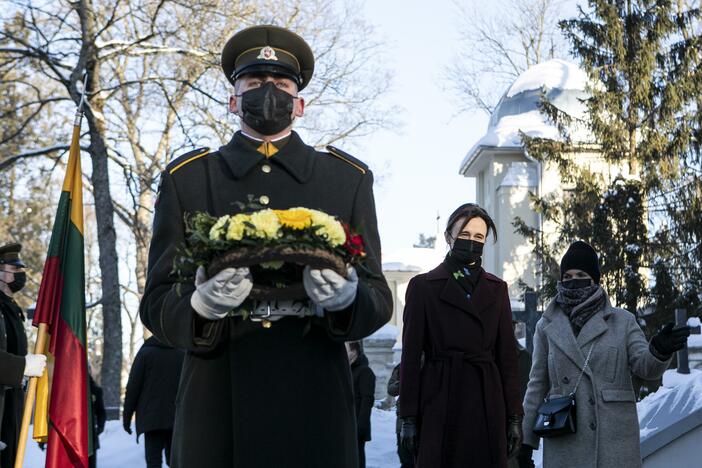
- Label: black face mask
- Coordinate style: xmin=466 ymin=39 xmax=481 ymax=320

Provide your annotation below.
xmin=238 ymin=82 xmax=295 ymax=135
xmin=451 ymin=238 xmax=484 ymax=264
xmin=2 ymin=271 xmax=26 ymax=293
xmin=561 ymin=278 xmax=593 ymax=290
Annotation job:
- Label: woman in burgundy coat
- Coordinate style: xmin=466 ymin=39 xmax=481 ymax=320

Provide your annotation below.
xmin=398 ymin=203 xmax=524 ymax=468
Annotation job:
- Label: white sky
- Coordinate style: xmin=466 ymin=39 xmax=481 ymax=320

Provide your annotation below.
xmin=354 ymin=0 xmax=581 ymax=254
xmin=359 ymin=0 xmax=483 ymax=253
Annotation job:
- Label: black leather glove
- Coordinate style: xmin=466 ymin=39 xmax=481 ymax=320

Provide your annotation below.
xmin=651 ymin=322 xmax=691 ymax=358
xmin=507 ymin=414 xmax=523 ymax=459
xmin=517 ymin=444 xmax=536 ymax=468
xmin=123 ymin=418 xmax=133 ymax=435
xmin=399 ymin=416 xmax=418 ymax=459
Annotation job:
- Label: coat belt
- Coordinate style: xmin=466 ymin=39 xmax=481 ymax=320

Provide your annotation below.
xmin=230 ymin=300 xmax=321 ymax=322
xmin=429 ymin=350 xmax=498 ymax=467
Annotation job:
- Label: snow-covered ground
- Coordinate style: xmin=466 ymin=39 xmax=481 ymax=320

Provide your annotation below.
xmin=24 ymin=408 xmax=403 ymax=468
xmin=22 ymin=371 xmax=702 ymax=467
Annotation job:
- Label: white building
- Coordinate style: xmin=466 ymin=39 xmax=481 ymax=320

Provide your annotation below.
xmin=458 ymin=59 xmax=631 ymax=300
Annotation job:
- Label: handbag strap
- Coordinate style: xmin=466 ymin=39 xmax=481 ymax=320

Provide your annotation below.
xmin=571 ymin=343 xmax=595 ymax=396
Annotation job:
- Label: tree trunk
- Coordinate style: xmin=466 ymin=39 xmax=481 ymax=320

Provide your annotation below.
xmin=76 ymin=0 xmax=122 ymax=420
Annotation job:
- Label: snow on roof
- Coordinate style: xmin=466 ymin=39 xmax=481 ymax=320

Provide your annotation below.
xmin=638 ymin=371 xmax=702 ymax=458
xmin=367 ymin=323 xmax=399 ymax=342
xmin=505 ymin=59 xmax=588 ymax=98
xmin=382 ymin=246 xmax=445 ymax=273
xmin=460 ymin=59 xmax=591 ymax=176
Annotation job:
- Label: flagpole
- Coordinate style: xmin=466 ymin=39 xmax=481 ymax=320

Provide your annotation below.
xmin=14 ymin=323 xmax=49 ymax=468
xmin=14 ymin=76 xmax=87 ymax=468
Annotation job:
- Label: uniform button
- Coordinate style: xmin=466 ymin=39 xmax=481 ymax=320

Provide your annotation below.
xmin=562 ymin=376 xmax=570 ymax=384
xmin=589 ymin=422 xmax=597 ymax=430
xmin=589 ymin=398 xmax=595 ymax=405
xmin=259 ymin=195 xmax=270 ymax=205
xmin=261 ymin=164 xmax=272 ymax=173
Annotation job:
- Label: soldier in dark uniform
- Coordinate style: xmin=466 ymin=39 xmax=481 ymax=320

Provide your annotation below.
xmin=139 ymin=25 xmax=392 ymax=468
xmin=0 ymin=243 xmax=46 ymax=467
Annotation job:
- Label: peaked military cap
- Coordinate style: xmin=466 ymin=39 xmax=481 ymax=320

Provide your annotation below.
xmin=221 ymin=25 xmax=315 ymax=91
xmin=0 ymin=243 xmax=25 ymax=267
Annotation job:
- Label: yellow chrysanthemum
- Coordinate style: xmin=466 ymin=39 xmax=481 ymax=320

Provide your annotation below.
xmin=249 ymin=209 xmax=281 ymax=239
xmin=209 ymin=215 xmax=230 ymax=240
xmin=274 ymin=208 xmax=313 ymax=230
xmin=226 ymin=214 xmax=249 ymax=241
xmin=309 ymin=209 xmax=346 ymax=247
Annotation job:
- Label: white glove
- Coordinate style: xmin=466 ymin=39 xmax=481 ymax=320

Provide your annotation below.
xmin=190 ymin=266 xmax=253 ymax=320
xmin=303 ymin=266 xmax=358 ymax=312
xmin=24 ymin=354 xmax=47 ymax=377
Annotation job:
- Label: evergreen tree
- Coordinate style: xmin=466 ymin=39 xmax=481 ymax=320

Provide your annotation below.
xmin=518 ymin=0 xmax=702 ymax=319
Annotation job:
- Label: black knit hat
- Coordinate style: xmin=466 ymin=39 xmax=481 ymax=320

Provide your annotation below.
xmin=560 ymin=241 xmax=601 ymax=284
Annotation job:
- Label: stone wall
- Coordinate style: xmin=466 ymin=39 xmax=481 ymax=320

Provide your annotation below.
xmin=363 ymin=324 xmax=399 ymax=403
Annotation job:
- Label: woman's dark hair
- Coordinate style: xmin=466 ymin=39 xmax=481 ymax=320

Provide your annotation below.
xmin=445 ymin=203 xmax=497 ymax=243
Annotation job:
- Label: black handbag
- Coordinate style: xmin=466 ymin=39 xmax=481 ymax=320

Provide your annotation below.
xmin=533 ymin=344 xmax=594 ymax=438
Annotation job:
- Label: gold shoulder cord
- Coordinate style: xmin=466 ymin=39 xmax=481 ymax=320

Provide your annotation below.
xmin=169 ymin=149 xmax=210 ymax=175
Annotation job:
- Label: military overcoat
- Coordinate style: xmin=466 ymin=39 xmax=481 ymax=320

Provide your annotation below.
xmin=0 ymin=292 xmax=27 ymax=468
xmin=140 ymin=131 xmax=392 ymax=468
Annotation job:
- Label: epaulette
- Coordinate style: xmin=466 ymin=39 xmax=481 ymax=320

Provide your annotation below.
xmin=167 ymin=147 xmax=210 ymax=175
xmin=325 ymin=145 xmax=368 ymax=174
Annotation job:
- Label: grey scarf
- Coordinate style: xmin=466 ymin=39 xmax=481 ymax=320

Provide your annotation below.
xmin=556 ymin=283 xmax=606 ymax=336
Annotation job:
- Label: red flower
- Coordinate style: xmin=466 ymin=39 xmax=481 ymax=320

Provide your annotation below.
xmin=342 ymin=223 xmax=366 ymax=258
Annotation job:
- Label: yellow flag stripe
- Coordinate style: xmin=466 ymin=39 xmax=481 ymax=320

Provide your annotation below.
xmin=60 ymin=123 xmax=84 ymax=235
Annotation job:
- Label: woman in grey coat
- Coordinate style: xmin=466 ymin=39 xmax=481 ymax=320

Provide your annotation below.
xmin=520 ymin=241 xmax=690 ymax=468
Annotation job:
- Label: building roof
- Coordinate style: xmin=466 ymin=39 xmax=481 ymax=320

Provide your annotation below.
xmin=382 ymin=245 xmax=446 ymax=273
xmin=460 ymin=59 xmax=591 ymax=176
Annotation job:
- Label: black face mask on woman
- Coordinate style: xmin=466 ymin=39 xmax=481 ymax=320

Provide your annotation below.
xmin=451 ymin=238 xmax=484 ymax=264
xmin=238 ymin=82 xmax=295 ymax=135
xmin=1 ymin=271 xmax=26 ymax=293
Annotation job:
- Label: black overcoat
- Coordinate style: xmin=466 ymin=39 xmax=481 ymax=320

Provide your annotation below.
xmin=350 ymin=353 xmax=375 ymax=442
xmin=399 ymin=264 xmax=523 ymax=468
xmin=140 ymin=131 xmax=392 ymax=468
xmin=123 ymin=336 xmax=184 ymax=436
xmin=0 ymin=292 xmax=27 ymax=468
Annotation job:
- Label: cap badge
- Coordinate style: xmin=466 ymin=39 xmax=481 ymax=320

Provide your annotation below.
xmin=257 ymin=46 xmax=278 ymax=61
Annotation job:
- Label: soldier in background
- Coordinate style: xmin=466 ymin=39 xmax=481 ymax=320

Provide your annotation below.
xmin=347 ymin=341 xmax=375 ymax=468
xmin=123 ymin=336 xmax=184 ymax=468
xmin=0 ymin=243 xmax=46 ymax=467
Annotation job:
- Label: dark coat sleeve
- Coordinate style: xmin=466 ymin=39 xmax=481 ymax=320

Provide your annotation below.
xmin=356 ymin=367 xmax=376 ymax=441
xmin=327 ymin=170 xmax=392 ymax=341
xmin=398 ymin=276 xmax=426 ymax=418
xmin=0 ymin=349 xmax=24 ymax=387
xmin=139 ymin=171 xmax=224 ymax=352
xmin=123 ymin=349 xmax=146 ymax=424
xmin=387 ymin=363 xmax=400 ymax=397
xmin=494 ymin=283 xmax=524 ymax=416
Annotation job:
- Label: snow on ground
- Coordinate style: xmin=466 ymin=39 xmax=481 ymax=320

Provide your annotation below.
xmin=22 ymin=372 xmax=702 ymax=467
xmin=23 ymin=409 xmax=403 ymax=468
xmin=638 ymin=372 xmax=702 ymax=440
xmin=24 ymin=421 xmax=151 ymax=468
xmin=366 ymin=408 xmax=400 ymax=468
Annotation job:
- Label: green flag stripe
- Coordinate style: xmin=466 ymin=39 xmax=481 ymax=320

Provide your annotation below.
xmin=58 ymin=220 xmax=85 ymax=341
xmin=46 ymin=191 xmax=71 ymax=259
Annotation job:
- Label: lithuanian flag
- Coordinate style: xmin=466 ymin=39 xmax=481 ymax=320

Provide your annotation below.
xmin=30 ymin=111 xmax=92 ymax=467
